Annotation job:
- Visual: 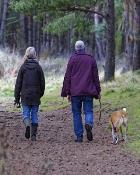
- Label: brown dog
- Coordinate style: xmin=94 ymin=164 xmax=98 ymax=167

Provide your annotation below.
xmin=109 ymin=108 xmax=128 ymax=144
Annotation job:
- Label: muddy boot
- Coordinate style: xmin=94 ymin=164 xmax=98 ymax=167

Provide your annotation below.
xmin=23 ymin=118 xmax=31 ymax=139
xmin=85 ymin=124 xmax=93 ymax=141
xmin=31 ymin=123 xmax=38 ymax=141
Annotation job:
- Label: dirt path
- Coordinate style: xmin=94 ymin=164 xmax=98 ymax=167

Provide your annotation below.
xmin=0 ymin=105 xmax=140 ymax=175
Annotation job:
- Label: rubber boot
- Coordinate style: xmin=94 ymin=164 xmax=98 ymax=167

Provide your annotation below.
xmin=23 ymin=118 xmax=31 ymax=139
xmin=85 ymin=124 xmax=93 ymax=141
xmin=31 ymin=123 xmax=38 ymax=141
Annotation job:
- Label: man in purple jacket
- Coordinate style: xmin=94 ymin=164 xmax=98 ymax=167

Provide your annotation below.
xmin=61 ymin=40 xmax=101 ymax=142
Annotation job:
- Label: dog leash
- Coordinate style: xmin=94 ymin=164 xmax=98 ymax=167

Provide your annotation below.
xmin=98 ymin=98 xmax=102 ymax=123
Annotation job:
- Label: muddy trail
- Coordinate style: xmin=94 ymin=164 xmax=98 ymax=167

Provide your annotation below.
xmin=0 ymin=104 xmax=140 ymax=175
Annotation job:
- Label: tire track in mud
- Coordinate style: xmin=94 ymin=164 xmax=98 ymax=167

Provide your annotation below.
xmin=0 ymin=106 xmax=140 ymax=175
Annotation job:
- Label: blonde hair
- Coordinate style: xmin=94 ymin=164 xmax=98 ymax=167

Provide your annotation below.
xmin=23 ymin=47 xmax=37 ymax=61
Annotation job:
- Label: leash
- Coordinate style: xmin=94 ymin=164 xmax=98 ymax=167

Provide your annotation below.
xmin=98 ymin=98 xmax=102 ymax=123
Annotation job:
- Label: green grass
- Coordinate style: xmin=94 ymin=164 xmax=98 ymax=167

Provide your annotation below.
xmin=0 ymin=72 xmax=140 ymax=154
xmin=40 ymin=83 xmax=69 ymax=112
xmin=128 ymin=141 xmax=140 ymax=154
xmin=40 ymin=75 xmax=69 ymax=111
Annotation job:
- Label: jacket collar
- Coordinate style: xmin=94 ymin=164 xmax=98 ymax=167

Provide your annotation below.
xmin=75 ymin=49 xmax=85 ymax=54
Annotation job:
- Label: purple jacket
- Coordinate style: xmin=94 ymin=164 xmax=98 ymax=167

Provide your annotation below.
xmin=61 ymin=53 xmax=101 ymax=98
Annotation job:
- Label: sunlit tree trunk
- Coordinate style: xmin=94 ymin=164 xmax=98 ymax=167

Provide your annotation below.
xmin=104 ymin=0 xmax=115 ymax=81
xmin=133 ymin=0 xmax=140 ymax=71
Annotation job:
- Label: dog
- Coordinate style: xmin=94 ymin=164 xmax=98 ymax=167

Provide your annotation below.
xmin=109 ymin=108 xmax=128 ymax=144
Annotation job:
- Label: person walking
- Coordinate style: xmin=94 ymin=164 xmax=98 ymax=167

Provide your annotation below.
xmin=61 ymin=40 xmax=101 ymax=142
xmin=14 ymin=47 xmax=45 ymax=141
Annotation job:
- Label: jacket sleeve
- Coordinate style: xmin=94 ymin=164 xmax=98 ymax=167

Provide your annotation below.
xmin=61 ymin=58 xmax=73 ymax=97
xmin=39 ymin=65 xmax=45 ymax=97
xmin=14 ymin=66 xmax=23 ymax=101
xmin=93 ymin=59 xmax=101 ymax=95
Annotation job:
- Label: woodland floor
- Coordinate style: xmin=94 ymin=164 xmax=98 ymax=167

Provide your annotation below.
xmin=0 ymin=104 xmax=140 ymax=175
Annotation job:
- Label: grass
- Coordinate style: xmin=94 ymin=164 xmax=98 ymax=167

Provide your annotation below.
xmin=40 ymin=75 xmax=69 ymax=111
xmin=0 ymin=70 xmax=140 ymax=154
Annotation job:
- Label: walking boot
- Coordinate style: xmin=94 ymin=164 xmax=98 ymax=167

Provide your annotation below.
xmin=75 ymin=136 xmax=83 ymax=143
xmin=23 ymin=118 xmax=30 ymax=139
xmin=85 ymin=124 xmax=93 ymax=141
xmin=31 ymin=123 xmax=38 ymax=141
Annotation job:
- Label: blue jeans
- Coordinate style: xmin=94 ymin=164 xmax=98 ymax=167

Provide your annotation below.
xmin=71 ymin=96 xmax=94 ymax=138
xmin=22 ymin=105 xmax=39 ymax=124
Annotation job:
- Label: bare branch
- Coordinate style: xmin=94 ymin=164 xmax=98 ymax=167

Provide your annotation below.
xmin=59 ymin=6 xmax=106 ymax=19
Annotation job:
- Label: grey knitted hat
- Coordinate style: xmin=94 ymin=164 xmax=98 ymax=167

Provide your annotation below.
xmin=75 ymin=40 xmax=85 ymax=51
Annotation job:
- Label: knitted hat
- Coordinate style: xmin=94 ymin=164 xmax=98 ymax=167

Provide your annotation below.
xmin=75 ymin=40 xmax=85 ymax=51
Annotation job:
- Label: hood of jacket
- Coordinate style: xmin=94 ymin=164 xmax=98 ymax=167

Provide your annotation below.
xmin=24 ymin=58 xmax=38 ymax=69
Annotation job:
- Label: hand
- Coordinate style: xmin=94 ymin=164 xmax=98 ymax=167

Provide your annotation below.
xmin=14 ymin=99 xmax=21 ymax=108
xmin=98 ymin=94 xmax=101 ymax=99
xmin=95 ymin=94 xmax=101 ymax=100
xmin=67 ymin=95 xmax=71 ymax=102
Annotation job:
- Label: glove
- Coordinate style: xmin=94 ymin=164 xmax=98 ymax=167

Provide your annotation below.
xmin=67 ymin=95 xmax=71 ymax=102
xmin=98 ymin=94 xmax=101 ymax=99
xmin=94 ymin=94 xmax=101 ymax=100
xmin=14 ymin=99 xmax=21 ymax=108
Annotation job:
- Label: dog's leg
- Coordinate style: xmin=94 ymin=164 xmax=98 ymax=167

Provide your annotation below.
xmin=124 ymin=124 xmax=128 ymax=143
xmin=111 ymin=127 xmax=115 ymax=143
xmin=114 ymin=133 xmax=119 ymax=144
xmin=111 ymin=127 xmax=118 ymax=144
xmin=120 ymin=126 xmax=124 ymax=141
xmin=112 ymin=127 xmax=119 ymax=144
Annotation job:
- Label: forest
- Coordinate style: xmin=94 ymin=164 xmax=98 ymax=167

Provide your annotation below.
xmin=0 ymin=0 xmax=140 ymax=81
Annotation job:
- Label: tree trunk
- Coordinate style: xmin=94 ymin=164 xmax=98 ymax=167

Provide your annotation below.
xmin=124 ymin=0 xmax=135 ymax=71
xmin=0 ymin=0 xmax=4 ymax=27
xmin=94 ymin=6 xmax=106 ymax=62
xmin=104 ymin=0 xmax=115 ymax=81
xmin=36 ymin=22 xmax=41 ymax=57
xmin=133 ymin=0 xmax=140 ymax=71
xmin=19 ymin=14 xmax=26 ymax=54
xmin=67 ymin=28 xmax=71 ymax=55
xmin=28 ymin=16 xmax=33 ymax=46
xmin=24 ymin=16 xmax=28 ymax=46
xmin=32 ymin=19 xmax=37 ymax=49
xmin=0 ymin=0 xmax=9 ymax=47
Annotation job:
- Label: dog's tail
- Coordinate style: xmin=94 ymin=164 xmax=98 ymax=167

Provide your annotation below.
xmin=123 ymin=108 xmax=127 ymax=112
